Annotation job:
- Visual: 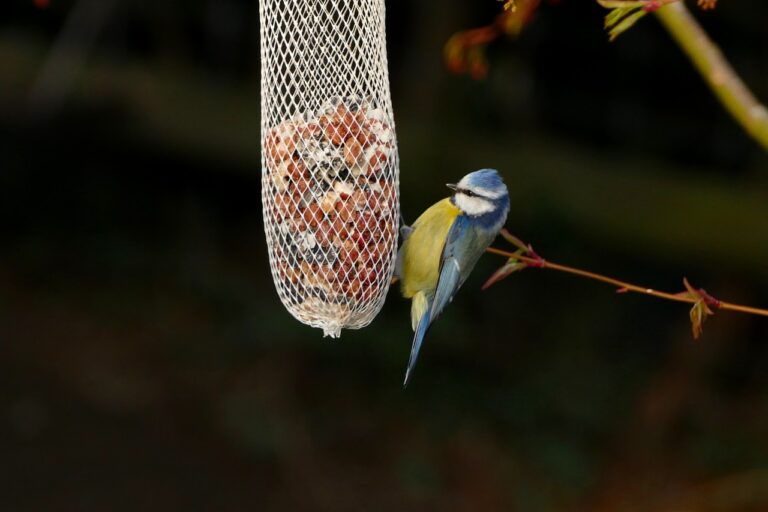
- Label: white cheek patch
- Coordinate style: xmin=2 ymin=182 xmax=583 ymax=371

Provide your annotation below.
xmin=455 ymin=194 xmax=495 ymax=216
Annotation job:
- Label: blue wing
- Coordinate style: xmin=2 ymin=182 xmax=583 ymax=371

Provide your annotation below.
xmin=430 ymin=215 xmax=483 ymax=321
xmin=430 ymin=256 xmax=461 ymax=322
xmin=404 ymin=301 xmax=431 ymax=387
xmin=403 ymin=215 xmax=495 ymax=386
xmin=403 ymin=217 xmax=470 ymax=387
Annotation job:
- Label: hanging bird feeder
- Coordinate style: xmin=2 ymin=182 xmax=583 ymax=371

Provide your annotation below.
xmin=260 ymin=0 xmax=400 ymax=337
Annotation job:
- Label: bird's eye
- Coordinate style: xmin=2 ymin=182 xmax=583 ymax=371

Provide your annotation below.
xmin=464 ymin=190 xmax=475 ymax=197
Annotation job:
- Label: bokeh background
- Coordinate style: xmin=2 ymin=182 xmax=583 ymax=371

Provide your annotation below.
xmin=2 ymin=1 xmax=768 ymax=510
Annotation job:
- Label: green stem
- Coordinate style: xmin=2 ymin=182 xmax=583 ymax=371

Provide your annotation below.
xmin=655 ymin=3 xmax=768 ymax=149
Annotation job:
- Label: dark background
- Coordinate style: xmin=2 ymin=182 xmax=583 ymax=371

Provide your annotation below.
xmin=2 ymin=1 xmax=768 ymax=510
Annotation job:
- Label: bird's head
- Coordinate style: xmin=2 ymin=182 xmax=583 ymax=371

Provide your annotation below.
xmin=448 ymin=168 xmax=509 ymax=218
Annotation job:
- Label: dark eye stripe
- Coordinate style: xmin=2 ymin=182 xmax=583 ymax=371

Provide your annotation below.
xmin=459 ymin=188 xmax=488 ymax=199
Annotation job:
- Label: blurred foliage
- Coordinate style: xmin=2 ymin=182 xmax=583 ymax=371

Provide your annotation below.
xmin=1 ymin=0 xmax=767 ymax=511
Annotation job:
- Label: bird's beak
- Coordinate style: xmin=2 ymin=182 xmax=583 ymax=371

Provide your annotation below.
xmin=446 ymin=183 xmax=458 ymax=191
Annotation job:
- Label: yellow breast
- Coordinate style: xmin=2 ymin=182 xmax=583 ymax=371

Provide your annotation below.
xmin=400 ymin=198 xmax=460 ymax=298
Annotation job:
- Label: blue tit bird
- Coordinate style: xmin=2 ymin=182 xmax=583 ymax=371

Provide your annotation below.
xmin=396 ymin=168 xmax=509 ymax=387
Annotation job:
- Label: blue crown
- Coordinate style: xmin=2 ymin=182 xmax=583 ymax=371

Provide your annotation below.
xmin=464 ymin=168 xmax=506 ymax=193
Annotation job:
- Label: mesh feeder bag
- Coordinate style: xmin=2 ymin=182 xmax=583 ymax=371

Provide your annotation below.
xmin=260 ymin=0 xmax=400 ymax=337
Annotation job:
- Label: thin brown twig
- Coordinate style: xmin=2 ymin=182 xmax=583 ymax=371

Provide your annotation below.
xmin=484 ymin=245 xmax=768 ymax=318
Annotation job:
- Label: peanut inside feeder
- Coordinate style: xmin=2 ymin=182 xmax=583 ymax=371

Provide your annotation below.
xmin=263 ymin=96 xmax=398 ymax=336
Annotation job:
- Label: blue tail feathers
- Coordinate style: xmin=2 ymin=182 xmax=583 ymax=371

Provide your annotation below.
xmin=403 ymin=309 xmax=431 ymax=387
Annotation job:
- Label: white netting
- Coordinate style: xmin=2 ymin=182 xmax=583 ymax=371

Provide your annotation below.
xmin=260 ymin=0 xmax=399 ymax=337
